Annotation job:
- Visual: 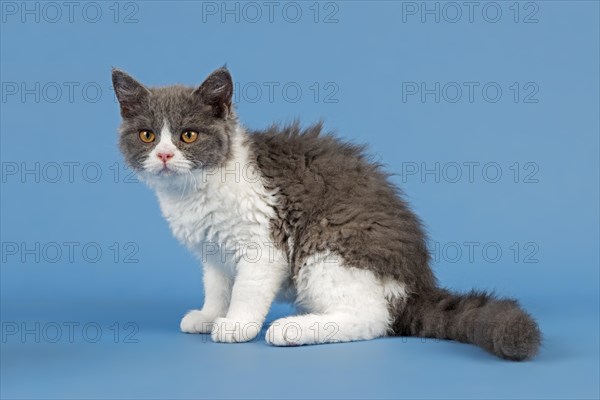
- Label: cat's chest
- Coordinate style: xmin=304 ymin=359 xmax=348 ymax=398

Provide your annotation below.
xmin=156 ymin=180 xmax=275 ymax=252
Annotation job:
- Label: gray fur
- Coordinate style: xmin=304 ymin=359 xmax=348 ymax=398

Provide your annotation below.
xmin=248 ymin=123 xmax=540 ymax=361
xmin=391 ymin=288 xmax=541 ymax=360
xmin=112 ymin=67 xmax=541 ymax=360
xmin=249 ymin=123 xmax=433 ymax=290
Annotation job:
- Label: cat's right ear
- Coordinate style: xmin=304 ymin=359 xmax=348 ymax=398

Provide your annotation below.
xmin=112 ymin=68 xmax=150 ymax=118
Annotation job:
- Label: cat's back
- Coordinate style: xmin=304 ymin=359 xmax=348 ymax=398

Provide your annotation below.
xmin=249 ymin=122 xmax=378 ymax=194
xmin=249 ymin=123 xmax=433 ymax=288
xmin=249 ymin=122 xmax=401 ymax=210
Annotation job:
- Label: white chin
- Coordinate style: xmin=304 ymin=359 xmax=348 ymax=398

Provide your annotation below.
xmin=138 ymin=168 xmax=188 ymax=186
xmin=156 ymin=168 xmax=178 ymax=176
xmin=146 ymin=166 xmax=188 ymax=176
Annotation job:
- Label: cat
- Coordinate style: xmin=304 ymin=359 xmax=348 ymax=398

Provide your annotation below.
xmin=112 ymin=66 xmax=541 ymax=360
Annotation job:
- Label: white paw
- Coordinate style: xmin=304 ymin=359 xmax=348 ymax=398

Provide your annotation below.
xmin=180 ymin=310 xmax=216 ymax=334
xmin=265 ymin=318 xmax=308 ymax=346
xmin=210 ymin=317 xmax=261 ymax=343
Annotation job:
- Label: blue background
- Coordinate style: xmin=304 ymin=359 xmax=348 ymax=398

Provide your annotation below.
xmin=1 ymin=1 xmax=599 ymax=399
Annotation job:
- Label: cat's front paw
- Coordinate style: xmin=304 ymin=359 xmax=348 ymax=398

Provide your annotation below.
xmin=210 ymin=317 xmax=261 ymax=343
xmin=180 ymin=310 xmax=216 ymax=334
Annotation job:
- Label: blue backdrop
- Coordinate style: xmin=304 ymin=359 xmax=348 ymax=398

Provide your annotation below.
xmin=1 ymin=1 xmax=598 ymax=399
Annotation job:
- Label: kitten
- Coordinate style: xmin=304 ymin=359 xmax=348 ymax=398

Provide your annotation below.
xmin=112 ymin=67 xmax=541 ymax=360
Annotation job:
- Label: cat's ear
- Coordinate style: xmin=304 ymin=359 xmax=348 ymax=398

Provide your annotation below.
xmin=112 ymin=68 xmax=150 ymax=118
xmin=194 ymin=67 xmax=233 ymax=118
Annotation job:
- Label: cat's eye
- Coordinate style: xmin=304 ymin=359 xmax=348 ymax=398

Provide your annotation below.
xmin=181 ymin=130 xmax=199 ymax=143
xmin=139 ymin=130 xmax=155 ymax=143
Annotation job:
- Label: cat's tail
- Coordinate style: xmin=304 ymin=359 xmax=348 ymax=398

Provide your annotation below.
xmin=391 ymin=288 xmax=541 ymax=360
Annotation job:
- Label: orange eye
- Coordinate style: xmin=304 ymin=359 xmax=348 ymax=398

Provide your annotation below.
xmin=181 ymin=130 xmax=199 ymax=143
xmin=139 ymin=130 xmax=155 ymax=143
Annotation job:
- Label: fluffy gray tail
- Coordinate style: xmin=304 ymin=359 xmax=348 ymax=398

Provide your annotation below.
xmin=391 ymin=288 xmax=541 ymax=360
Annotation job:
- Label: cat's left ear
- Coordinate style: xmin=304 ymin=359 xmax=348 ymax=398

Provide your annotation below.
xmin=194 ymin=67 xmax=233 ymax=118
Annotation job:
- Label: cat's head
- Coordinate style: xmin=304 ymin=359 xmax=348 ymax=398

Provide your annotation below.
xmin=112 ymin=67 xmax=237 ymax=183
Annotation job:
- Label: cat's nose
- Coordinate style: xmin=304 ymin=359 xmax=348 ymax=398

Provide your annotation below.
xmin=157 ymin=152 xmax=174 ymax=163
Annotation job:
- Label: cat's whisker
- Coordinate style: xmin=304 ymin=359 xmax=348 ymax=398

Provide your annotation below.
xmin=179 ymin=171 xmax=189 ymax=200
xmin=188 ymin=170 xmax=199 ymax=192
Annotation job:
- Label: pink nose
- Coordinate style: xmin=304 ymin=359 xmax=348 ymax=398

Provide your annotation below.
xmin=157 ymin=152 xmax=174 ymax=163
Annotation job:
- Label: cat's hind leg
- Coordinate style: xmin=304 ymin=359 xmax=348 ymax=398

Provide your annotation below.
xmin=265 ymin=252 xmax=406 ymax=346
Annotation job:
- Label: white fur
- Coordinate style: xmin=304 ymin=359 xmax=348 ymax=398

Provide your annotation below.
xmin=141 ymin=124 xmax=407 ymax=345
xmin=265 ymin=252 xmax=404 ymax=346
xmin=145 ymin=125 xmax=289 ymax=342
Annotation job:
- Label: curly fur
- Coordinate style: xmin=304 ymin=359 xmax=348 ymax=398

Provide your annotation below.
xmin=112 ymin=67 xmax=541 ymax=360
